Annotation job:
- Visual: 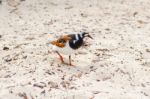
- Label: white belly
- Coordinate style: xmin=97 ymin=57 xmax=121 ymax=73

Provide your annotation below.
xmin=52 ymin=42 xmax=75 ymax=55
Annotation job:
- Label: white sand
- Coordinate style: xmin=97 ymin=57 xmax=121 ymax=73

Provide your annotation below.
xmin=0 ymin=0 xmax=150 ymax=99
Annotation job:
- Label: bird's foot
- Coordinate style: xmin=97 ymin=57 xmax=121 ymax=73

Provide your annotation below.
xmin=69 ymin=62 xmax=75 ymax=66
xmin=61 ymin=62 xmax=75 ymax=66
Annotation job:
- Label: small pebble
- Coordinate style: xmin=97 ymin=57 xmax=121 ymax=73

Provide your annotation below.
xmin=3 ymin=47 xmax=9 ymax=51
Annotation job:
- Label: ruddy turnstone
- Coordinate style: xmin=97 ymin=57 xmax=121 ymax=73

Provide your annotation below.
xmin=50 ymin=32 xmax=93 ymax=66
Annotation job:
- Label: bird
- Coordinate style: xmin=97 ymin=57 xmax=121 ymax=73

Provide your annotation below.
xmin=50 ymin=32 xmax=93 ymax=66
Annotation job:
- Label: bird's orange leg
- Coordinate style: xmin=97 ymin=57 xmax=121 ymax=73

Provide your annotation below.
xmin=56 ymin=51 xmax=64 ymax=63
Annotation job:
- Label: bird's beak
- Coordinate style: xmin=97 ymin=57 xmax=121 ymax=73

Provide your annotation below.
xmin=87 ymin=34 xmax=93 ymax=39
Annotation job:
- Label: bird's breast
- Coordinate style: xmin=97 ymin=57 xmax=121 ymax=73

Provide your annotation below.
xmin=69 ymin=39 xmax=83 ymax=49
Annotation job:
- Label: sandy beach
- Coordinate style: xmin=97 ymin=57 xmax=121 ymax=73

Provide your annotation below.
xmin=0 ymin=0 xmax=150 ymax=99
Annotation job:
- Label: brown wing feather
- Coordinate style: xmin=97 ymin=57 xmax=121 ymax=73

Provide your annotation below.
xmin=51 ymin=40 xmax=65 ymax=48
xmin=51 ymin=35 xmax=71 ymax=48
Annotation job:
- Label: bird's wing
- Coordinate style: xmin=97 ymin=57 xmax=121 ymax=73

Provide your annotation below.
xmin=51 ymin=39 xmax=65 ymax=48
xmin=50 ymin=35 xmax=71 ymax=48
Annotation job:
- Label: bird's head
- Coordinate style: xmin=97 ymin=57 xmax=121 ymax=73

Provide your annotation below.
xmin=81 ymin=32 xmax=93 ymax=39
